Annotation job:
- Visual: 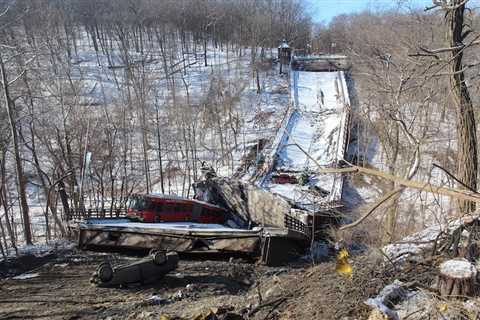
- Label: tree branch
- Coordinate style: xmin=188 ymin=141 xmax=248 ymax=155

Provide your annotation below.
xmin=433 ymin=163 xmax=478 ymax=193
xmin=339 ymin=187 xmax=404 ymax=231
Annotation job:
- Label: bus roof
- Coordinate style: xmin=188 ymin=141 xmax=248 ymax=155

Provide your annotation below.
xmin=131 ymin=193 xmax=226 ymax=211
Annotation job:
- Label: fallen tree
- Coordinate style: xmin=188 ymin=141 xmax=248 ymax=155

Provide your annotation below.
xmin=318 ymin=164 xmax=480 ymax=205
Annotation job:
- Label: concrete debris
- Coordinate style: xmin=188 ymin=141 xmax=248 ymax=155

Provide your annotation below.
xmin=145 ymin=295 xmax=168 ymax=305
xmin=194 ymin=177 xmax=292 ymax=229
xmin=394 ymin=291 xmax=432 ymax=320
xmin=172 ymin=289 xmax=185 ymax=301
xmin=54 ymin=263 xmax=69 ymax=268
xmin=186 ymin=283 xmax=198 ymax=291
xmin=370 ymin=288 xmax=480 ymax=320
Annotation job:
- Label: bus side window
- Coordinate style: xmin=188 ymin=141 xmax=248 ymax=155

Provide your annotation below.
xmin=179 ymin=204 xmax=189 ymax=213
xmin=145 ymin=199 xmax=154 ymax=210
xmin=152 ymin=202 xmax=163 ymax=212
xmin=163 ymin=203 xmax=174 ymax=214
xmin=206 ymin=208 xmax=213 ymax=216
xmin=175 ymin=204 xmax=182 ymax=213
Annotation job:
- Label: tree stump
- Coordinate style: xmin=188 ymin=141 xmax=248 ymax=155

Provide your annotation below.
xmin=438 ymin=259 xmax=477 ymax=298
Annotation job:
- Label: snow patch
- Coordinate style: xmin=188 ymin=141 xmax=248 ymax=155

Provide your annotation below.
xmin=365 ymin=280 xmax=410 ymax=320
xmin=383 ymin=219 xmax=463 ymax=262
xmin=12 ymin=273 xmax=40 ymax=280
xmin=439 ymin=259 xmax=476 ymax=278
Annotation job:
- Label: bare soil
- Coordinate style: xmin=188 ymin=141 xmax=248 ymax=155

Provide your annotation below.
xmin=0 ymin=249 xmax=392 ymax=320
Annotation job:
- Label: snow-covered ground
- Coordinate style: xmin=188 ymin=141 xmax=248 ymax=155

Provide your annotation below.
xmin=6 ymin=32 xmax=292 ymax=246
xmin=279 ymin=71 xmax=344 ymax=170
xmin=341 ymin=67 xmax=461 ymax=238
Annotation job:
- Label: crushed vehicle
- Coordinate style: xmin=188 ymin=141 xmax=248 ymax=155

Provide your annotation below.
xmin=91 ymin=250 xmax=179 ymax=287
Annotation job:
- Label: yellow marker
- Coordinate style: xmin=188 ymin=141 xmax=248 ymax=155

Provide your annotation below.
xmin=437 ymin=303 xmax=448 ymax=313
xmin=336 ymin=248 xmax=352 ymax=276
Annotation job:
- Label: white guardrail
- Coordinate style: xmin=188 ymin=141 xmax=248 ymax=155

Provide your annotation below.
xmin=329 ymin=71 xmax=351 ymax=202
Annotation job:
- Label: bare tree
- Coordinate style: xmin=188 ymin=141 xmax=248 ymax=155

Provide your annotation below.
xmin=0 ymin=52 xmax=33 ymax=245
xmin=435 ymin=0 xmax=478 ymax=213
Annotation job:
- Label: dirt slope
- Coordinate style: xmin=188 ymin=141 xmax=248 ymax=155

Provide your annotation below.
xmin=0 ymin=250 xmax=390 ymax=320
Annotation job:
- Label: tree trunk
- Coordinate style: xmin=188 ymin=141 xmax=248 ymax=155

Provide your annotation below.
xmin=0 ymin=55 xmax=32 ymax=245
xmin=155 ymin=104 xmax=165 ymax=194
xmin=255 ymin=67 xmax=261 ymax=94
xmin=446 ymin=0 xmax=478 ymax=213
xmin=438 ymin=259 xmax=477 ymax=298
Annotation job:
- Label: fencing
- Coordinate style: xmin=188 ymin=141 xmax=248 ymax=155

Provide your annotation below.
xmin=284 ymin=214 xmax=310 ymax=237
xmin=67 ymin=207 xmax=128 ymax=221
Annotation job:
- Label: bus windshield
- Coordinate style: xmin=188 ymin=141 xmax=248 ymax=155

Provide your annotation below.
xmin=129 ymin=196 xmax=151 ymax=210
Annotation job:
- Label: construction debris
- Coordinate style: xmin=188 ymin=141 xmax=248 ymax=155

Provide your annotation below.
xmin=193 ymin=177 xmax=294 ymax=229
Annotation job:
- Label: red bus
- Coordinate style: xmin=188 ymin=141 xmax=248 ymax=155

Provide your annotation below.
xmin=127 ymin=194 xmax=226 ymax=224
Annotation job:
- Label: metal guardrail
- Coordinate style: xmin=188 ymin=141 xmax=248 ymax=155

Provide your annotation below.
xmin=67 ymin=207 xmax=128 ymax=221
xmin=284 ymin=214 xmax=310 ymax=237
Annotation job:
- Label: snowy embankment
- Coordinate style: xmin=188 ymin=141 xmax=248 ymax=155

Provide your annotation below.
xmin=263 ymin=70 xmax=351 ymax=207
xmin=13 ymin=31 xmax=291 ymax=246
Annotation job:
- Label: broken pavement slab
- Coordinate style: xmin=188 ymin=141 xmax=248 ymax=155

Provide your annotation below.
xmin=193 ymin=177 xmax=291 ymax=228
xmin=193 ymin=177 xmax=310 ymax=233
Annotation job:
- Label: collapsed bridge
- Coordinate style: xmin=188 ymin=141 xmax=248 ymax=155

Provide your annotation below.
xmin=73 ymin=53 xmax=353 ymax=265
xmin=261 ymin=55 xmax=352 ymax=211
